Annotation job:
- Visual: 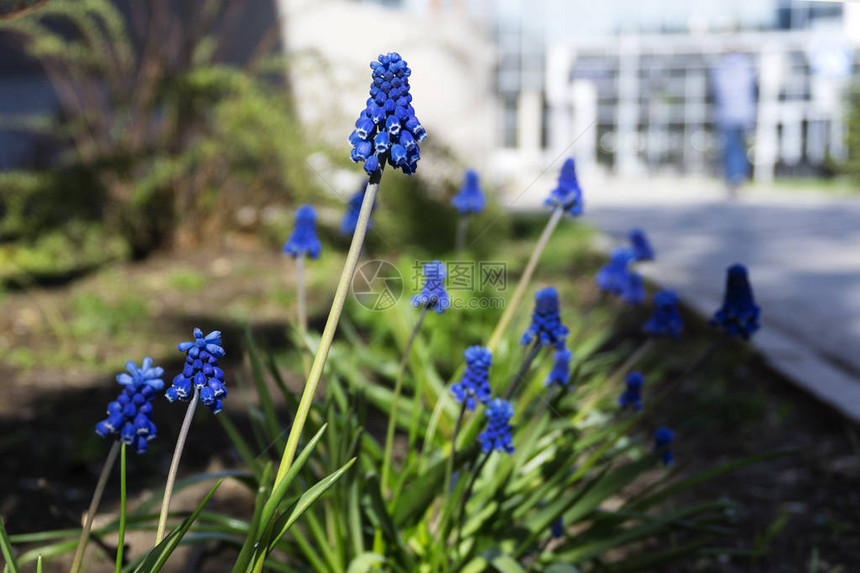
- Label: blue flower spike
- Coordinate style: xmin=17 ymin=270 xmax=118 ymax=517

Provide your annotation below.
xmin=710 ymin=264 xmax=761 ymax=340
xmin=451 ymin=169 xmax=486 ymax=215
xmin=166 ymin=328 xmax=228 ymax=414
xmin=545 ymin=158 xmax=583 ymax=215
xmin=411 ymin=260 xmax=450 ymax=314
xmin=349 ymin=52 xmax=426 ymax=178
xmin=596 ymin=247 xmax=635 ymax=296
xmin=545 ymin=347 xmax=573 ymax=388
xmin=643 ymin=289 xmax=684 ymax=339
xmin=654 ymin=427 xmax=674 ymax=466
xmin=551 ymin=517 xmax=564 ymax=538
xmin=619 ymin=371 xmax=644 ymax=411
xmin=620 ymin=271 xmax=646 ymax=305
xmin=629 ymin=228 xmax=655 ymax=261
xmin=95 ymin=357 xmax=163 ymax=454
xmin=283 ymin=205 xmax=322 ymax=259
xmin=479 ymin=398 xmax=515 ymax=454
xmin=340 ymin=188 xmax=375 ymax=235
xmin=451 ymin=346 xmax=493 ymax=410
xmin=521 ymin=287 xmax=569 ymax=350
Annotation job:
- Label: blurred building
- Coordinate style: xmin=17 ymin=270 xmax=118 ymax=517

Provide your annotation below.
xmin=345 ymin=0 xmax=858 ymax=183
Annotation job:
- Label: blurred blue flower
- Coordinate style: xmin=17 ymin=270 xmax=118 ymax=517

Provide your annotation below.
xmin=544 ymin=158 xmax=583 ymax=215
xmin=411 ymin=260 xmax=449 ymax=314
xmin=451 ymin=169 xmax=486 ymax=214
xmin=596 ymin=248 xmax=635 ymax=296
xmin=451 ymin=346 xmax=492 ymax=410
xmin=340 ymin=189 xmax=375 ymax=235
xmin=643 ymin=289 xmax=684 ymax=339
xmin=620 ymin=271 xmax=646 ymax=305
xmin=544 ymin=347 xmax=573 ymax=388
xmin=95 ymin=357 xmax=162 ymax=454
xmin=628 ymin=228 xmax=655 ymax=261
xmin=479 ymin=398 xmax=515 ymax=454
xmin=550 ymin=517 xmax=564 ymax=538
xmin=283 ymin=205 xmax=322 ymax=259
xmin=654 ymin=427 xmax=674 ymax=466
xmin=521 ymin=287 xmax=569 ymax=350
xmin=166 ymin=329 xmax=228 ymax=414
xmin=349 ymin=52 xmax=426 ymax=177
xmin=710 ymin=264 xmax=760 ymax=340
xmin=618 ymin=371 xmax=644 ymax=411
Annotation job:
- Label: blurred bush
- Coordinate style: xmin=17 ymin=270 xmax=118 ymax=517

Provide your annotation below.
xmin=0 ymin=0 xmax=319 ymax=273
xmin=846 ymin=84 xmax=860 ymax=184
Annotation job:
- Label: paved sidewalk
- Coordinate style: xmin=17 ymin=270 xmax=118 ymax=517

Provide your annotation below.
xmin=508 ymin=175 xmax=860 ymax=420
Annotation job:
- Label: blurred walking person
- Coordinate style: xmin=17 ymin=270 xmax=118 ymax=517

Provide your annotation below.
xmin=711 ymin=49 xmax=757 ymax=197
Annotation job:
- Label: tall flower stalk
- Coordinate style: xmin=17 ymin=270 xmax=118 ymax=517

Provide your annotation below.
xmin=158 ymin=329 xmax=227 ymax=543
xmin=487 ymin=158 xmax=582 ymax=351
xmin=275 ymin=51 xmax=426 ymax=487
xmin=284 ymin=205 xmax=322 ymax=372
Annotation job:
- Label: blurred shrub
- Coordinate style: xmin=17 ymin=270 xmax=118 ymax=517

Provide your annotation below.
xmin=0 ymin=0 xmax=319 ymax=267
xmin=845 ymin=84 xmax=860 ymax=184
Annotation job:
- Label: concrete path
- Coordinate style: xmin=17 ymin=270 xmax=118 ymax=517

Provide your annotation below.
xmin=506 ymin=175 xmax=860 ymax=420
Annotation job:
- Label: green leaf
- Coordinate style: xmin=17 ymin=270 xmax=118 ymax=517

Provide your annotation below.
xmin=0 ymin=516 xmax=20 ymax=573
xmin=259 ymin=423 xmax=329 ymax=530
xmin=346 ymin=553 xmax=385 ymax=573
xmin=266 ymin=458 xmax=357 ymax=553
xmin=244 ymin=328 xmax=284 ymax=446
xmin=626 ymin=448 xmax=794 ymax=512
xmin=487 ymin=552 xmax=526 ymax=573
xmin=230 ymin=462 xmax=274 ymax=573
xmin=132 ymin=480 xmax=221 ymax=572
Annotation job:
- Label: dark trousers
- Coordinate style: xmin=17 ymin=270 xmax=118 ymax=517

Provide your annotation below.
xmin=720 ymin=126 xmax=749 ymax=185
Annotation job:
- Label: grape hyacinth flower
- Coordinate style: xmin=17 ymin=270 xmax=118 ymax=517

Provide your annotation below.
xmin=95 ymin=358 xmax=163 ymax=454
xmin=340 ymin=188 xmax=375 ymax=235
xmin=544 ymin=347 xmax=573 ymax=388
xmin=596 ymin=247 xmax=635 ymax=296
xmin=451 ymin=346 xmax=493 ymax=410
xmin=628 ymin=228 xmax=655 ymax=261
xmin=283 ymin=205 xmax=322 ymax=259
xmin=348 ymin=52 xmax=426 ymax=177
xmin=521 ymin=287 xmax=569 ymax=350
xmin=451 ymin=169 xmax=486 ymax=214
xmin=551 ymin=517 xmax=564 ymax=538
xmin=643 ymin=289 xmax=684 ymax=339
xmin=620 ymin=271 xmax=646 ymax=305
xmin=544 ymin=158 xmax=583 ymax=216
xmin=710 ymin=264 xmax=761 ymax=340
xmin=479 ymin=398 xmax=515 ymax=454
xmin=411 ymin=260 xmax=449 ymax=314
xmin=166 ymin=328 xmax=227 ymax=414
xmin=654 ymin=427 xmax=675 ymax=466
xmin=618 ymin=371 xmax=644 ymax=411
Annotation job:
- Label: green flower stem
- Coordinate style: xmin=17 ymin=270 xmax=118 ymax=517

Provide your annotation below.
xmin=381 ymin=305 xmax=429 ymax=494
xmin=487 ymin=207 xmax=564 ymax=352
xmin=455 ymin=215 xmax=468 ymax=256
xmin=441 ymin=400 xmax=468 ymax=523
xmin=274 ymin=175 xmax=381 ymax=487
xmin=295 ymin=253 xmax=311 ymax=376
xmin=70 ymin=440 xmax=120 ymax=573
xmin=573 ymin=338 xmax=654 ymax=424
xmin=155 ymin=386 xmax=200 ymax=544
xmin=503 ymin=341 xmax=542 ymax=400
xmin=454 ymin=450 xmax=491 ymax=548
xmin=295 ymin=254 xmax=308 ymax=334
xmin=114 ymin=444 xmax=127 ymax=573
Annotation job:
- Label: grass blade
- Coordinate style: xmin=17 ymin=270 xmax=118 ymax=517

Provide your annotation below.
xmin=0 ymin=517 xmax=20 ymax=573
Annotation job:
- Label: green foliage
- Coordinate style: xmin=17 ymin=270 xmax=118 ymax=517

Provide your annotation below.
xmin=0 ymin=0 xmax=318 ymax=275
xmin=846 ymin=83 xmax=860 ymax=184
